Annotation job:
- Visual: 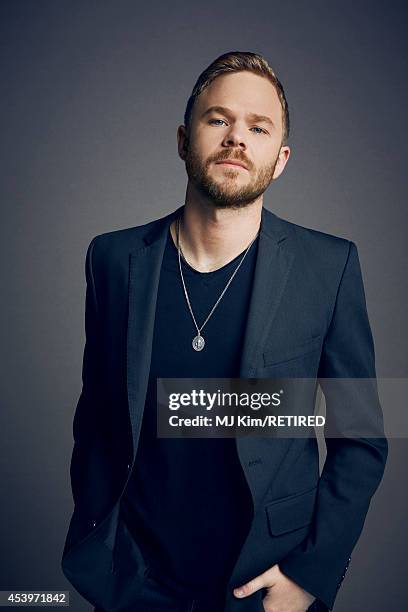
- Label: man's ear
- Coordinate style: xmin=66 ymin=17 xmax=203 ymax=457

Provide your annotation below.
xmin=272 ymin=145 xmax=291 ymax=180
xmin=177 ymin=125 xmax=189 ymax=160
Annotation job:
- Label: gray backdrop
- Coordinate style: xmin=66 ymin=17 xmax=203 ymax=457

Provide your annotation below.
xmin=1 ymin=1 xmax=407 ymax=610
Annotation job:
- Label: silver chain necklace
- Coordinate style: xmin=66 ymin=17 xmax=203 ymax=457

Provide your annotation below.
xmin=176 ymin=215 xmax=259 ymax=351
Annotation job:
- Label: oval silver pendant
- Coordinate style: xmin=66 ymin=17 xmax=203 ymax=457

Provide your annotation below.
xmin=192 ymin=334 xmax=205 ymax=351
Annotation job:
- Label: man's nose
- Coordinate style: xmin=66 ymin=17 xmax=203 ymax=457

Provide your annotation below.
xmin=222 ymin=125 xmax=247 ymax=149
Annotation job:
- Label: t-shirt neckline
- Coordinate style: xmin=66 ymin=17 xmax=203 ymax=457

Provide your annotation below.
xmin=167 ymin=226 xmax=257 ymax=277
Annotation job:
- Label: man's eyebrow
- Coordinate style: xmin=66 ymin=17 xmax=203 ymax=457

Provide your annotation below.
xmin=246 ymin=111 xmax=275 ymax=127
xmin=201 ymin=105 xmax=275 ymax=127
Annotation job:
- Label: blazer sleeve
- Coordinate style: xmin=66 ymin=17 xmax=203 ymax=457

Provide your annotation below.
xmin=278 ymin=241 xmax=388 ymax=610
xmin=69 ymin=236 xmax=106 ymax=510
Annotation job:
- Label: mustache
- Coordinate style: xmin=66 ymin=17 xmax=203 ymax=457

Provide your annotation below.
xmin=210 ymin=151 xmax=251 ymax=169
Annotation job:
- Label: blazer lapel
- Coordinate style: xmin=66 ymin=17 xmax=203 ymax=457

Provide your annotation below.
xmin=239 ymin=205 xmax=296 ymax=377
xmin=126 ymin=206 xmax=183 ymax=458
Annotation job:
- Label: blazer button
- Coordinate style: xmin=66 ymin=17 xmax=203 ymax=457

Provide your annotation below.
xmin=127 ymin=463 xmax=131 ymax=471
xmin=90 ymin=520 xmax=97 ymax=528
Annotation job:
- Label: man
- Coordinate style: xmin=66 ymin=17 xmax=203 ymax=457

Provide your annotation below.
xmin=61 ymin=51 xmax=388 ymax=612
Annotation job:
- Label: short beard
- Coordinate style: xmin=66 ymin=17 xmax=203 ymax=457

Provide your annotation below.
xmin=185 ymin=143 xmax=279 ymax=210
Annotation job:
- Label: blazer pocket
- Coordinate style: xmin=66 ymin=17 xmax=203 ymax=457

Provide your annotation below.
xmin=265 ymin=486 xmax=317 ymax=536
xmin=263 ymin=335 xmax=321 ymax=367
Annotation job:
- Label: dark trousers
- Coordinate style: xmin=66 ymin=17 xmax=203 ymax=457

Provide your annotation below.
xmin=93 ymin=570 xmax=326 ymax=612
xmin=94 ymin=567 xmax=228 ymax=612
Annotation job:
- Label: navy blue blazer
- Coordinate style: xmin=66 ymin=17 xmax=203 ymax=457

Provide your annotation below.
xmin=61 ymin=204 xmax=387 ymax=611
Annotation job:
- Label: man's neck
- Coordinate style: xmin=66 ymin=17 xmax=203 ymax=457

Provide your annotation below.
xmin=170 ymin=187 xmax=263 ymax=273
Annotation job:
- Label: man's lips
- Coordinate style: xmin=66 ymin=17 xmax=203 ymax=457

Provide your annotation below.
xmin=215 ymin=160 xmax=249 ymax=170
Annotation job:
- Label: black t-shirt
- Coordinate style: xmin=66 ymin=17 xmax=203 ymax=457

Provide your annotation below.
xmin=121 ymin=224 xmax=259 ymax=597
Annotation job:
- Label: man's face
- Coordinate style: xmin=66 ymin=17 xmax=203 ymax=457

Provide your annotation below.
xmin=180 ymin=71 xmax=290 ymax=209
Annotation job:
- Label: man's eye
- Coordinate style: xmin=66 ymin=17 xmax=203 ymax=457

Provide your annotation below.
xmin=251 ymin=127 xmax=266 ymax=134
xmin=208 ymin=119 xmax=227 ymax=126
